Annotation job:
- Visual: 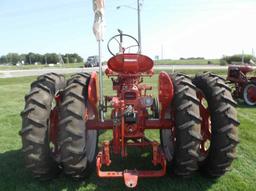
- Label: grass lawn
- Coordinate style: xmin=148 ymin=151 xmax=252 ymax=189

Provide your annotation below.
xmin=0 ymin=72 xmax=255 ymax=191
xmin=154 ymin=59 xmax=221 ymax=65
xmin=155 ymin=69 xmax=228 ymax=76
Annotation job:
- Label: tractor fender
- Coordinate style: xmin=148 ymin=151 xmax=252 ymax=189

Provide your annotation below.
xmin=158 ymin=71 xmax=174 ymax=118
xmin=88 ymin=71 xmax=99 ymax=119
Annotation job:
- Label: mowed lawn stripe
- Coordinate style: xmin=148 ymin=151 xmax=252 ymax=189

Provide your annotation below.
xmin=0 ymin=74 xmax=255 ymax=191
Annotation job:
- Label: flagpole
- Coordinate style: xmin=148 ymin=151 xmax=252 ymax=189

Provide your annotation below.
xmin=93 ymin=0 xmax=105 ymax=122
xmin=98 ymin=40 xmax=104 ymax=122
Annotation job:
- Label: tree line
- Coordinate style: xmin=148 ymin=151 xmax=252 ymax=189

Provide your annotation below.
xmin=0 ymin=53 xmax=84 ymax=65
xmin=222 ymin=54 xmax=255 ymax=64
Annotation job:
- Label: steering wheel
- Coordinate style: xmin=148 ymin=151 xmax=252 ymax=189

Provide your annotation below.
xmin=107 ymin=31 xmax=140 ymax=56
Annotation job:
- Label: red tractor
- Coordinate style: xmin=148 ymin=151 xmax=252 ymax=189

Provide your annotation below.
xmin=20 ymin=32 xmax=239 ymax=188
xmin=227 ymin=64 xmax=256 ymax=106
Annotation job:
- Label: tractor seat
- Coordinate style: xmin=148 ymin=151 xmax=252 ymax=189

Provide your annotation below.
xmin=107 ymin=53 xmax=153 ymax=74
xmin=229 ymin=65 xmax=254 ymax=75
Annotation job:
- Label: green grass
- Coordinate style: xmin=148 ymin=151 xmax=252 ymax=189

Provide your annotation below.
xmin=155 ymin=59 xmax=221 ymax=65
xmin=0 ymin=73 xmax=255 ymax=191
xmin=154 ymin=69 xmax=228 ymax=76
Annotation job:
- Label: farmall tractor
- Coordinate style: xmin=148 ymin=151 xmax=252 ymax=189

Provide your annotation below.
xmin=20 ymin=31 xmax=239 ymax=188
xmin=227 ymin=64 xmax=256 ymax=106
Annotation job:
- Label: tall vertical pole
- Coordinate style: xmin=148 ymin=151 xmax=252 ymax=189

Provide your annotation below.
xmin=137 ymin=0 xmax=141 ymax=53
xmin=161 ymin=44 xmax=164 ymax=60
xmin=242 ymin=50 xmax=244 ymax=64
xmin=98 ymin=40 xmax=104 ymax=122
xmin=92 ymin=0 xmax=105 ymax=121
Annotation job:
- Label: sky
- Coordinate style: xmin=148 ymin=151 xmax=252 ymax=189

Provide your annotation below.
xmin=0 ymin=0 xmax=256 ymax=60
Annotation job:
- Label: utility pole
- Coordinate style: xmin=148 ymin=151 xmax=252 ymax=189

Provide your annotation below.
xmin=58 ymin=54 xmax=64 ymax=66
xmin=137 ymin=0 xmax=141 ymax=53
xmin=117 ymin=0 xmax=142 ymax=53
xmin=242 ymin=50 xmax=244 ymax=64
xmin=161 ymin=44 xmax=164 ymax=60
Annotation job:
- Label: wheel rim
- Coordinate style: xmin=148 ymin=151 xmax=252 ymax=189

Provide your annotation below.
xmin=86 ymin=130 xmax=98 ymax=162
xmin=49 ymin=95 xmax=61 ymax=155
xmin=244 ymin=84 xmax=256 ymax=105
xmin=84 ymin=108 xmax=98 ymax=163
xmin=197 ymin=90 xmax=211 ymax=161
xmin=151 ymin=98 xmax=159 ymax=118
xmin=161 ymin=129 xmax=175 ymax=162
xmin=160 ymin=107 xmax=176 ymax=162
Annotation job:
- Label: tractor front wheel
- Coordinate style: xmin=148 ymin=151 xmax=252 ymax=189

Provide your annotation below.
xmin=243 ymin=83 xmax=256 ymax=106
xmin=58 ymin=73 xmax=98 ymax=179
xmin=20 ymin=73 xmax=65 ymax=180
xmin=193 ymin=72 xmax=239 ymax=177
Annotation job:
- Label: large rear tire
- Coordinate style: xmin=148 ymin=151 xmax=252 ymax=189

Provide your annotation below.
xmin=58 ymin=73 xmax=98 ymax=179
xmin=20 ymin=73 xmax=65 ymax=180
xmin=161 ymin=73 xmax=202 ymax=177
xmin=193 ymin=72 xmax=239 ymax=177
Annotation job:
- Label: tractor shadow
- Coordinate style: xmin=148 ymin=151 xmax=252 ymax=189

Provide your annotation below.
xmin=0 ymin=149 xmax=217 ymax=191
xmin=0 ymin=149 xmax=81 ymax=191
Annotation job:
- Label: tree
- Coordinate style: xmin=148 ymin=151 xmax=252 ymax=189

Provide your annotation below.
xmin=6 ymin=53 xmax=20 ymax=65
xmin=65 ymin=53 xmax=83 ymax=63
xmin=0 ymin=55 xmax=8 ymax=64
xmin=20 ymin=54 xmax=26 ymax=64
xmin=63 ymin=54 xmax=70 ymax=64
xmin=223 ymin=54 xmax=254 ymax=64
xmin=25 ymin=53 xmax=36 ymax=65
xmin=0 ymin=52 xmax=84 ymax=65
xmin=44 ymin=53 xmax=58 ymax=64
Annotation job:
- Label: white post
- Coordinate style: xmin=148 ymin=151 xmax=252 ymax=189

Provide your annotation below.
xmin=98 ymin=40 xmax=104 ymax=122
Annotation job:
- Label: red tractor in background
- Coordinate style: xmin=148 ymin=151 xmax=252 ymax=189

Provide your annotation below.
xmin=227 ymin=64 xmax=256 ymax=106
xmin=20 ymin=31 xmax=239 ymax=188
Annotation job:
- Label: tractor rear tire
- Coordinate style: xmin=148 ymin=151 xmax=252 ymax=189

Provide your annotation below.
xmin=193 ymin=72 xmax=239 ymax=177
xmin=58 ymin=73 xmax=98 ymax=179
xmin=161 ymin=73 xmax=202 ymax=177
xmin=20 ymin=73 xmax=65 ymax=180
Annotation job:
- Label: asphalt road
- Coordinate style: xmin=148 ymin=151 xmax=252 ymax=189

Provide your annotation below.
xmin=0 ymin=65 xmax=247 ymax=78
